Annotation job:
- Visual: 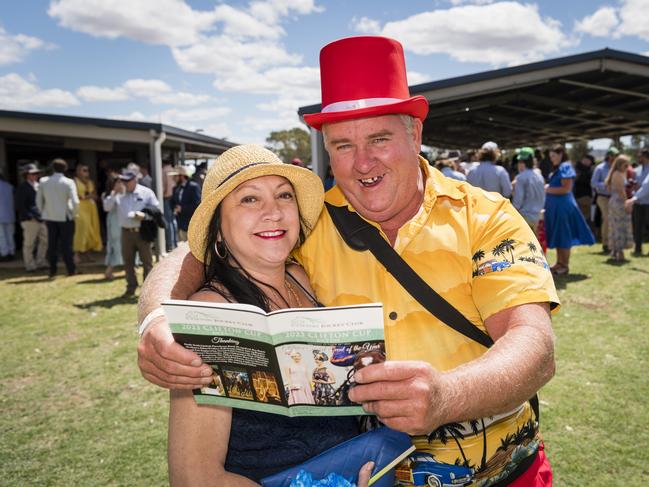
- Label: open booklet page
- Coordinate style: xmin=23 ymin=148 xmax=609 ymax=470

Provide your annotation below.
xmin=164 ymin=300 xmax=385 ymax=417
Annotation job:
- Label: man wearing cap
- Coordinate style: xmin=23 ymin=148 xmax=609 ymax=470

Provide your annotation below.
xmin=103 ymin=169 xmax=159 ymax=297
xmin=512 ymin=148 xmax=546 ymax=233
xmin=136 ymin=36 xmax=557 ymax=485
xmin=171 ymin=166 xmax=201 ymax=242
xmin=15 ymin=163 xmax=48 ymax=271
xmin=626 ymin=149 xmax=649 ymax=254
xmin=37 ymin=158 xmax=79 ymax=277
xmin=591 ymin=147 xmax=619 ymax=253
xmin=466 ymin=141 xmax=513 ymax=198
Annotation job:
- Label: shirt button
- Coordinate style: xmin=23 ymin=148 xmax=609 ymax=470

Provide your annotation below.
xmin=388 ymin=311 xmax=398 ymax=320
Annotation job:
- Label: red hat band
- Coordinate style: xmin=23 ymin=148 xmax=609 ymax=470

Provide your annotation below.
xmin=304 ymin=36 xmax=429 ymax=130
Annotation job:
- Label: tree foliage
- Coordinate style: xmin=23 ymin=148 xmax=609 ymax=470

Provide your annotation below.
xmin=568 ymin=140 xmax=591 ymax=163
xmin=265 ymin=128 xmax=311 ymax=165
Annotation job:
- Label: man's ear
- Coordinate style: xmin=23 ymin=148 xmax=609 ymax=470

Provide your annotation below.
xmin=412 ymin=117 xmax=423 ymax=152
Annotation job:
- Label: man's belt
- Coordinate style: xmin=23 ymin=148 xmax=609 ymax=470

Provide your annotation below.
xmin=122 ymin=227 xmax=140 ymax=232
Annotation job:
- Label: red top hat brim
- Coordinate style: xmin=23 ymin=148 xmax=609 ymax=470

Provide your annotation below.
xmin=304 ymin=95 xmax=429 ymax=131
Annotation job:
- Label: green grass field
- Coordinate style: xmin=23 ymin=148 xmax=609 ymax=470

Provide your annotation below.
xmin=1 ymin=247 xmax=648 ymax=486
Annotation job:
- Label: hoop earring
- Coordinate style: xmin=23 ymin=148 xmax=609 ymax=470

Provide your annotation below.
xmin=214 ymin=240 xmax=228 ymax=259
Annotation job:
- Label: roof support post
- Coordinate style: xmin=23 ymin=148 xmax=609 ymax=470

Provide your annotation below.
xmin=151 ymin=130 xmax=167 ymax=256
xmin=0 ymin=138 xmax=6 ymax=179
xmin=309 ymin=128 xmax=328 ymax=180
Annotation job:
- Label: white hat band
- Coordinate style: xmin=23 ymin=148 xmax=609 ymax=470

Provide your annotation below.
xmin=321 ymin=97 xmax=404 ymax=114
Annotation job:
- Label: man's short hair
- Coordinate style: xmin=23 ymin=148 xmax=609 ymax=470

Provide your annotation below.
xmin=583 ymin=154 xmax=595 ymax=164
xmin=398 ymin=114 xmax=415 ymax=136
xmin=640 ymin=149 xmax=649 ymax=159
xmin=52 ymin=158 xmax=67 ymax=173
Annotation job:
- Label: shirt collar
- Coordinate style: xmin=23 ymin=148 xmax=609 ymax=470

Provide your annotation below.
xmin=325 ymin=155 xmax=465 ymax=215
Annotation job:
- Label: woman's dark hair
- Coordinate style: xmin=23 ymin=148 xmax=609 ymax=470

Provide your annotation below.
xmin=550 ymin=144 xmax=568 ymax=162
xmin=202 ymin=203 xmax=309 ymax=312
xmin=313 ymin=350 xmax=329 ymax=362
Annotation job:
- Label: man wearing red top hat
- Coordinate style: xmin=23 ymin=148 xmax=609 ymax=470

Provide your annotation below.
xmin=136 ymin=36 xmax=556 ymax=486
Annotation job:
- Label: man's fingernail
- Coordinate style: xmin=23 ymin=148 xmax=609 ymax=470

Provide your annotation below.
xmin=201 ymin=368 xmax=212 ymax=376
xmin=364 ymin=461 xmax=375 ymax=472
xmin=191 ymin=359 xmax=202 ymax=367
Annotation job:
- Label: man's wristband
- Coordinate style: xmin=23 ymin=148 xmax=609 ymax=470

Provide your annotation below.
xmin=138 ymin=307 xmax=165 ymax=337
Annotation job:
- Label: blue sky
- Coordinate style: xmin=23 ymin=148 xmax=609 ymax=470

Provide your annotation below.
xmin=1 ymin=0 xmax=648 ymax=146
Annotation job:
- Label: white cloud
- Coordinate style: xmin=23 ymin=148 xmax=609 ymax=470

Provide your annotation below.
xmin=111 ymin=107 xmax=232 ymax=137
xmin=213 ymin=4 xmax=284 ymax=40
xmin=0 ymin=73 xmax=79 ymax=109
xmin=215 ymin=66 xmax=319 ymax=96
xmin=351 ymin=16 xmax=382 ymax=34
xmin=77 ymin=78 xmax=213 ymax=106
xmin=249 ymin=0 xmax=324 ymax=25
xmin=0 ymin=27 xmax=54 ymax=65
xmin=407 ymin=70 xmax=431 ymax=85
xmin=76 ymin=85 xmax=128 ymax=102
xmin=48 ymin=0 xmax=217 ymax=46
xmin=172 ymin=36 xmax=301 ymax=75
xmin=122 ymin=79 xmax=172 ymax=96
xmin=241 ymin=113 xmax=302 ymax=136
xmin=49 ymin=0 xmax=325 ymax=140
xmin=149 ymin=92 xmax=212 ymax=106
xmin=158 ymin=106 xmax=231 ymax=123
xmin=618 ymin=0 xmax=649 ymax=41
xmin=381 ymin=2 xmax=572 ymax=66
xmin=173 ymin=36 xmax=310 ymax=100
xmin=574 ymin=7 xmax=620 ymax=36
xmin=48 ymin=0 xmax=324 ymax=47
xmin=111 ymin=111 xmax=149 ymax=122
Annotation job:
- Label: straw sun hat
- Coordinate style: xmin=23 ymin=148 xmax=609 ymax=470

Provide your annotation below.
xmin=187 ymin=144 xmax=324 ymax=263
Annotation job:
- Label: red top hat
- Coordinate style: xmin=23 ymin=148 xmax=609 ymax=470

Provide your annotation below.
xmin=304 ymin=36 xmax=429 ymax=131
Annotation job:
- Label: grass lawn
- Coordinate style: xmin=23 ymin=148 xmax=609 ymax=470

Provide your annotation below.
xmin=1 ymin=247 xmax=648 ymax=486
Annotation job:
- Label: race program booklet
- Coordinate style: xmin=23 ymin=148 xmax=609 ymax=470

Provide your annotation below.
xmin=164 ymin=300 xmax=385 ymax=417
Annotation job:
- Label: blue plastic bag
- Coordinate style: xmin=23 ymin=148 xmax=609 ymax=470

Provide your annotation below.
xmin=261 ymin=427 xmax=413 ymax=487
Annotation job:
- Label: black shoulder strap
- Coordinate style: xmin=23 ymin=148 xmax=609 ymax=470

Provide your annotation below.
xmin=325 ymin=202 xmax=540 ymax=420
xmin=326 ymin=202 xmax=493 ymax=348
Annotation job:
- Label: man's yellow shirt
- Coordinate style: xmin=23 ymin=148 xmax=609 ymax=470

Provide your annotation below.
xmin=294 ymin=159 xmax=559 ymax=483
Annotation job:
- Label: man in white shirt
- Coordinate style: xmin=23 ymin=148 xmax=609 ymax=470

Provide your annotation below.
xmin=512 ymin=147 xmax=546 ymax=232
xmin=37 ymin=158 xmax=79 ymax=277
xmin=466 ymin=141 xmax=513 ymax=198
xmin=103 ymin=169 xmax=160 ymax=297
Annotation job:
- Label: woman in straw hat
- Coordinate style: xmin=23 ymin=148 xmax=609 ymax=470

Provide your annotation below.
xmin=167 ymin=144 xmax=362 ymax=485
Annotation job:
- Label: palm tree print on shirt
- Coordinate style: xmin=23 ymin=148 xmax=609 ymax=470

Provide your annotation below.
xmin=472 ymin=249 xmax=485 ymax=275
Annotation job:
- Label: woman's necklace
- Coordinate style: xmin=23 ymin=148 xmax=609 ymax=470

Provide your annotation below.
xmin=284 ymin=276 xmax=300 ymax=309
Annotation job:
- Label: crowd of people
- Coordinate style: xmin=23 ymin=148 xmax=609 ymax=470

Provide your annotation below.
xmin=138 ymin=36 xmax=557 ymax=486
xmin=434 ymin=144 xmax=649 ymax=270
xmin=1 ymin=33 xmax=648 ymax=487
xmin=0 ymin=158 xmax=208 ymax=296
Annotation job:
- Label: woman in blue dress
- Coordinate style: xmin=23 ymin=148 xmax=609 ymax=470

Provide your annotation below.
xmin=544 ymin=144 xmax=595 ymax=275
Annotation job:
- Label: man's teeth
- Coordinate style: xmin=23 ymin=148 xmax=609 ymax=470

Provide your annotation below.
xmin=258 ymin=230 xmax=284 ymax=237
xmin=360 ymin=176 xmax=382 ymax=185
